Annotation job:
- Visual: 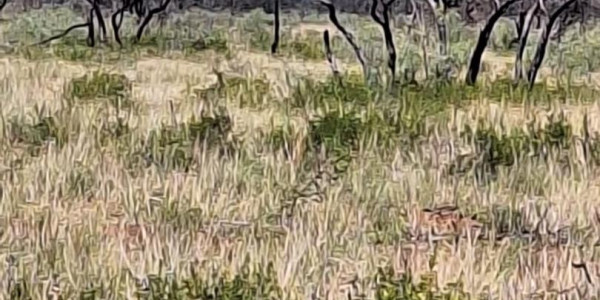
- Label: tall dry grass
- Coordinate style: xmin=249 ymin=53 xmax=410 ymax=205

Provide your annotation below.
xmin=0 ymin=4 xmax=600 ymax=300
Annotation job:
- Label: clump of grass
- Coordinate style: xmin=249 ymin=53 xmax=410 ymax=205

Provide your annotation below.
xmin=50 ymin=36 xmax=97 ymax=61
xmin=65 ymin=162 xmax=95 ymax=199
xmin=482 ymin=77 xmax=599 ymax=104
xmin=291 ymin=73 xmax=373 ymax=109
xmin=306 ymin=106 xmax=421 ymax=170
xmin=134 ymin=262 xmax=282 ymax=299
xmin=309 ymin=110 xmax=362 ymax=152
xmin=375 ymin=267 xmax=467 ymax=300
xmin=397 ymin=77 xmax=599 ymax=106
xmin=477 ymin=204 xmax=526 ymax=238
xmin=195 ymin=74 xmax=271 ymax=108
xmin=455 ymin=114 xmax=575 ymax=177
xmin=280 ymin=33 xmax=334 ymax=60
xmin=7 ymin=115 xmax=69 ymax=156
xmin=93 ymin=115 xmax=131 ymax=148
xmin=65 ymin=71 xmax=133 ymax=108
xmin=143 ymin=111 xmax=235 ymax=171
xmin=264 ymin=122 xmax=305 ymax=160
xmin=189 ymin=31 xmax=229 ymax=53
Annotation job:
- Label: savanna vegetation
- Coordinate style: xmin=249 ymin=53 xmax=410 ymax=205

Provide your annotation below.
xmin=1 ymin=0 xmax=600 ymax=299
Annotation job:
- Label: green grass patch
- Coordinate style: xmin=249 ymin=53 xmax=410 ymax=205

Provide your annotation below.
xmin=375 ymin=268 xmax=467 ymax=300
xmin=7 ymin=114 xmax=70 ymax=156
xmin=65 ymin=71 xmax=133 ymax=109
xmin=195 ymin=74 xmax=271 ymax=108
xmin=461 ymin=114 xmax=573 ymax=169
xmin=143 ymin=112 xmax=235 ymax=171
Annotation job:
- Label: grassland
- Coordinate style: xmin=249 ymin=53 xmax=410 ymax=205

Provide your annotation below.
xmin=1 ymin=4 xmax=600 ymax=299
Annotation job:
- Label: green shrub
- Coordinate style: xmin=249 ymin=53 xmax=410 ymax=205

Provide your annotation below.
xmin=195 ymin=74 xmax=271 ymax=108
xmin=129 ymin=263 xmax=283 ymax=299
xmin=8 ymin=115 xmax=69 ymax=155
xmin=144 ymin=112 xmax=235 ymax=171
xmin=458 ymin=114 xmax=574 ymax=174
xmin=290 ymin=73 xmax=373 ymax=110
xmin=375 ymin=268 xmax=468 ymax=300
xmin=65 ymin=71 xmax=133 ymax=108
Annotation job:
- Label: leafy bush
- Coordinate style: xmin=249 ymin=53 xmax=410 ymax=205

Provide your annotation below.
xmin=456 ymin=114 xmax=575 ymax=177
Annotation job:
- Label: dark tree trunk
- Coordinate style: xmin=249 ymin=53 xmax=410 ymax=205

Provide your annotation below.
xmin=87 ymin=0 xmax=107 ymax=42
xmin=319 ymin=0 xmax=368 ymax=79
xmin=466 ymin=0 xmax=521 ymax=85
xmin=136 ymin=0 xmax=172 ymax=42
xmin=527 ymin=0 xmax=576 ymax=90
xmin=513 ymin=1 xmax=538 ymax=82
xmin=371 ymin=0 xmax=398 ymax=82
xmin=271 ymin=0 xmax=280 ymax=54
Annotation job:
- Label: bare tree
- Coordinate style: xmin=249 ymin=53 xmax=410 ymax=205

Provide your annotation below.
xmin=0 ymin=0 xmax=6 ymax=14
xmin=112 ymin=0 xmax=136 ymax=47
xmin=466 ymin=0 xmax=522 ymax=85
xmin=527 ymin=0 xmax=576 ymax=89
xmin=513 ymin=0 xmax=541 ymax=82
xmin=87 ymin=0 xmax=107 ymax=42
xmin=319 ymin=0 xmax=368 ymax=79
xmin=371 ymin=0 xmax=398 ymax=82
xmin=271 ymin=0 xmax=280 ymax=54
xmin=136 ymin=0 xmax=172 ymax=42
xmin=35 ymin=5 xmax=97 ymax=47
xmin=323 ymin=29 xmax=342 ymax=83
xmin=423 ymin=0 xmax=449 ymax=57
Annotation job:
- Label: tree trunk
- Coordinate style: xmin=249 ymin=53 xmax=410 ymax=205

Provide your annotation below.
xmin=513 ymin=2 xmax=539 ymax=82
xmin=465 ymin=0 xmax=521 ymax=85
xmin=527 ymin=0 xmax=576 ymax=89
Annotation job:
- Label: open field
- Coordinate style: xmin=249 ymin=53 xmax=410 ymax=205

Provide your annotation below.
xmin=2 ymin=1 xmax=600 ymax=299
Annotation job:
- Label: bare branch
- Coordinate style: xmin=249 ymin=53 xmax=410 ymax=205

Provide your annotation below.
xmin=87 ymin=5 xmax=95 ymax=47
xmin=112 ymin=0 xmax=134 ymax=47
xmin=323 ymin=30 xmax=342 ymax=83
xmin=466 ymin=0 xmax=522 ymax=85
xmin=271 ymin=0 xmax=280 ymax=54
xmin=572 ymin=262 xmax=593 ymax=284
xmin=135 ymin=0 xmax=172 ymax=42
xmin=33 ymin=4 xmax=99 ymax=48
xmin=33 ymin=23 xmax=89 ymax=46
xmin=0 ymin=0 xmax=7 ymax=14
xmin=319 ymin=0 xmax=368 ymax=79
xmin=86 ymin=0 xmax=107 ymax=42
xmin=513 ymin=1 xmax=539 ymax=82
xmin=371 ymin=0 xmax=398 ymax=82
xmin=527 ymin=0 xmax=577 ymax=90
xmin=423 ymin=0 xmax=448 ymax=57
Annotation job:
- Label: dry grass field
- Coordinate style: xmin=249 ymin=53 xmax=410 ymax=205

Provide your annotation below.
xmin=2 ymin=2 xmax=600 ymax=299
